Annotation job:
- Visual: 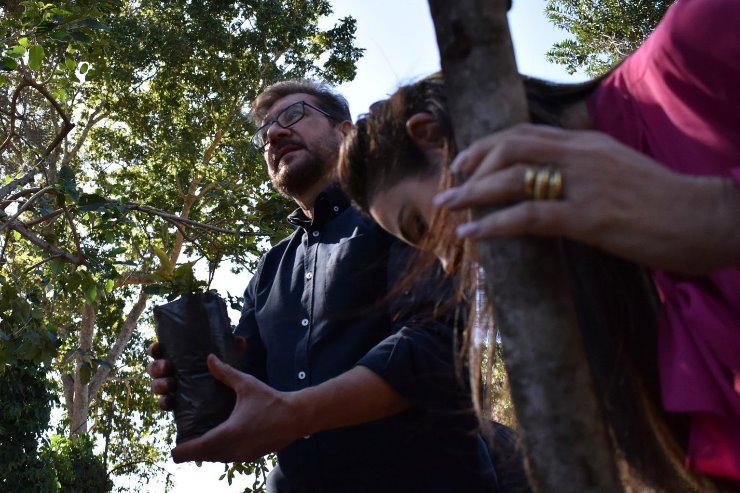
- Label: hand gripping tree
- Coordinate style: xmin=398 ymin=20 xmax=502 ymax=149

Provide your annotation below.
xmin=426 ymin=1 xmax=623 ymax=492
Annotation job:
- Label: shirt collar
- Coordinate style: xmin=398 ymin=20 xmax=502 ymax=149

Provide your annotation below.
xmin=287 ymin=182 xmax=351 ymax=230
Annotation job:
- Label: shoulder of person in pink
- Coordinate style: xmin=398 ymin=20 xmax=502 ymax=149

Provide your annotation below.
xmin=587 ymin=0 xmax=740 ymax=482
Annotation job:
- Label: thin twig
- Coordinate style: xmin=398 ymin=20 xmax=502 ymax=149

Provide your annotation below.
xmin=63 ymin=205 xmax=83 ymax=259
xmin=124 ymin=202 xmax=246 ymax=235
xmin=23 ymin=208 xmax=63 ymax=227
xmin=23 ymin=254 xmax=63 ymax=274
xmin=0 ymin=186 xmax=42 ymax=209
xmin=0 ymin=185 xmax=54 ymax=233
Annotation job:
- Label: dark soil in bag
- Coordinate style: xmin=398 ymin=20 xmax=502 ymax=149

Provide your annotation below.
xmin=153 ymin=292 xmax=241 ymax=444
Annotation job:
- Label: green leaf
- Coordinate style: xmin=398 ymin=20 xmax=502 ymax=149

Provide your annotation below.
xmin=64 ymin=56 xmax=76 ymax=72
xmin=78 ymin=193 xmax=107 ymax=211
xmin=50 ymin=29 xmax=72 ymax=41
xmin=28 ymin=45 xmax=44 ymax=71
xmin=57 ymin=165 xmax=79 ymax=202
xmin=80 ymin=277 xmax=98 ymax=304
xmin=18 ymin=37 xmax=30 ymax=47
xmin=143 ymin=284 xmax=165 ymax=295
xmin=0 ymin=57 xmax=15 ymax=72
xmin=7 ymin=45 xmax=26 ymax=58
xmin=76 ymin=17 xmax=111 ymax=32
xmin=70 ymin=31 xmax=90 ymax=42
xmin=49 ymin=258 xmax=65 ymax=275
xmin=79 ymin=62 xmax=88 ymax=74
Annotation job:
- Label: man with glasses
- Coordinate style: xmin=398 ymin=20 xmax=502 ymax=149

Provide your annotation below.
xmin=148 ymin=80 xmax=514 ymax=493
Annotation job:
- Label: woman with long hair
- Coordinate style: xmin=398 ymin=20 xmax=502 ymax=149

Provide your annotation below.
xmin=337 ymin=1 xmax=740 ymax=490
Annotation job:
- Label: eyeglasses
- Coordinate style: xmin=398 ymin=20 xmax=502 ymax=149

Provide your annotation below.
xmin=251 ymin=100 xmax=336 ymax=151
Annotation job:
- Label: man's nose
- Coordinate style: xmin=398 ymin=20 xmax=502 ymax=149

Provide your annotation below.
xmin=265 ymin=121 xmax=291 ymax=147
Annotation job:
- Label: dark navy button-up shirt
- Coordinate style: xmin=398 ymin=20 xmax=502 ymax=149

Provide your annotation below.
xmin=235 ymin=184 xmax=498 ymax=493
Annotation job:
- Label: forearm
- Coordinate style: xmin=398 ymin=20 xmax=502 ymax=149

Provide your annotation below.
xmin=289 ymin=366 xmax=411 ymax=437
xmin=676 ymin=174 xmax=740 ymax=274
xmin=711 ymin=175 xmax=740 ymax=268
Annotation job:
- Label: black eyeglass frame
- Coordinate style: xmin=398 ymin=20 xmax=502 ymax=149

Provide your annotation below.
xmin=251 ymin=100 xmax=337 ymax=151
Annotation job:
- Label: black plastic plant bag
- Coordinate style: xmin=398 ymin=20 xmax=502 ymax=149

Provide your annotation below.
xmin=153 ymin=292 xmax=241 ymax=444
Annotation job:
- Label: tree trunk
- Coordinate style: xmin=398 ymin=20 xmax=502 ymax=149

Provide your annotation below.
xmin=70 ymin=302 xmax=95 ymax=436
xmin=426 ymin=1 xmax=623 ymax=492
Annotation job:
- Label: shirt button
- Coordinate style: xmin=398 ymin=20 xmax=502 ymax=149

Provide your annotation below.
xmin=301 ymin=318 xmax=309 ymax=327
xmin=333 ymin=206 xmax=339 ymax=212
xmin=312 ymin=231 xmax=320 ymax=237
xmin=298 ymin=371 xmax=306 ymax=380
xmin=305 ymin=272 xmax=313 ymax=280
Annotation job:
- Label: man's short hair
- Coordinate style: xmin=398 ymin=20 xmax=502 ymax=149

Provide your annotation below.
xmin=250 ymin=79 xmax=351 ymax=125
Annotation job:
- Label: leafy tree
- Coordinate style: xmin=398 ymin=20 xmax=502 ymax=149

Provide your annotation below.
xmin=1 ymin=1 xmax=362 ymax=489
xmin=0 ymin=363 xmax=58 ymax=492
xmin=545 ymin=0 xmax=673 ymax=76
xmin=41 ymin=434 xmax=115 ymax=492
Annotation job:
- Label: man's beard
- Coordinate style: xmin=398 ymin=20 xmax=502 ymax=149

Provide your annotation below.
xmin=271 ymin=154 xmax=331 ymax=198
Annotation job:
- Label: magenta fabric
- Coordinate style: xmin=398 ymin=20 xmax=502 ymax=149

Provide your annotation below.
xmin=588 ymin=0 xmax=740 ymax=482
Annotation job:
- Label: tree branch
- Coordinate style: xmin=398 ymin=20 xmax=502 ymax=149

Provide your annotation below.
xmin=88 ymin=290 xmax=149 ymax=403
xmin=61 ymin=107 xmax=106 ymax=167
xmin=113 ymin=270 xmax=154 ymax=289
xmin=7 ymin=219 xmax=84 ymax=264
xmin=0 ymin=185 xmax=54 ymax=233
xmin=124 ymin=202 xmax=243 ymax=235
xmin=0 ymin=168 xmax=37 ymax=202
xmin=63 ymin=205 xmax=83 ymax=259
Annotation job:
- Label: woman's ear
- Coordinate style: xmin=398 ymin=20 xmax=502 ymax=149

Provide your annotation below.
xmin=406 ymin=112 xmax=444 ymax=149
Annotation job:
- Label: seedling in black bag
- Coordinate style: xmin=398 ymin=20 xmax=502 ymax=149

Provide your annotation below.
xmin=149 ymin=254 xmax=241 ymax=444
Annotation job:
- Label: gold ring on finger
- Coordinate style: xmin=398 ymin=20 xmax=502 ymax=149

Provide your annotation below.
xmin=533 ymin=168 xmax=551 ymax=200
xmin=548 ymin=169 xmax=564 ymax=200
xmin=523 ymin=166 xmax=537 ymax=198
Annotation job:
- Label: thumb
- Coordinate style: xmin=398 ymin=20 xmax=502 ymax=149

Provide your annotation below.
xmin=206 ymin=354 xmax=242 ymax=389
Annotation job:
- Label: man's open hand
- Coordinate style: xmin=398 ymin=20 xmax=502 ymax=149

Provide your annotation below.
xmin=171 ymin=354 xmax=307 ymax=463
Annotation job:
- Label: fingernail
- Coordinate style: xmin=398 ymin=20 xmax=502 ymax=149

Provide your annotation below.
xmin=456 ymin=222 xmax=479 ymax=238
xmin=433 ymin=188 xmax=460 ymax=207
xmin=450 ymin=150 xmax=469 ymax=173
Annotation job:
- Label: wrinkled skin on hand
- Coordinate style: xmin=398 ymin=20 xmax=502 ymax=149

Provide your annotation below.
xmin=434 ymin=124 xmax=740 ymax=275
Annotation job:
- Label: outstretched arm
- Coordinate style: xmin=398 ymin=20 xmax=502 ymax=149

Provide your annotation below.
xmin=170 ymin=355 xmax=410 ymax=463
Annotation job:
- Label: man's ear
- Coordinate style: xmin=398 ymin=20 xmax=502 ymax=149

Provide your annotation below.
xmin=337 ymin=119 xmax=354 ymax=138
xmin=405 ymin=112 xmax=444 ymax=149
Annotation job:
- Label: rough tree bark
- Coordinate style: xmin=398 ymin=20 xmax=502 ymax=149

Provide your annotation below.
xmin=426 ymin=1 xmax=623 ymax=492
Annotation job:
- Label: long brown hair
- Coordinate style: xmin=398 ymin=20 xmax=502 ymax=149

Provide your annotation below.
xmin=338 ymin=72 xmax=718 ymax=492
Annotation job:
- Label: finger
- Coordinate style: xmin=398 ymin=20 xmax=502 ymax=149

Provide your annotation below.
xmin=452 ymin=124 xmax=569 ymax=175
xmin=206 ymin=354 xmax=244 ymax=390
xmin=151 ymin=376 xmax=176 ymax=395
xmin=157 ymin=394 xmax=175 ymax=411
xmin=148 ymin=341 xmax=162 ymax=359
xmin=146 ymin=358 xmax=173 ymax=378
xmin=434 ymin=164 xmax=530 ymax=209
xmin=456 ymin=201 xmax=571 ymax=240
xmin=171 ymin=421 xmax=235 ymax=463
xmin=466 ymin=137 xmax=568 ymax=186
